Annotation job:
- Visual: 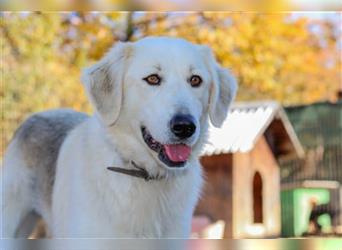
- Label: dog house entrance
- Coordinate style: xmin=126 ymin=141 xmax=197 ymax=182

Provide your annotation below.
xmin=253 ymin=171 xmax=263 ymax=223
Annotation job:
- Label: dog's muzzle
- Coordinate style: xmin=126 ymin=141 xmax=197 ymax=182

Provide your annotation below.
xmin=141 ymin=126 xmax=192 ymax=168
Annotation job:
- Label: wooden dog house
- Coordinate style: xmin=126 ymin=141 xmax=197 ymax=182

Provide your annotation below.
xmin=194 ymin=101 xmax=304 ymax=238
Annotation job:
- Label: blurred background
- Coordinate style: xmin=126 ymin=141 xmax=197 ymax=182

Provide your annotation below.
xmin=1 ymin=12 xmax=342 ymax=239
xmin=1 ymin=0 xmax=342 ymax=11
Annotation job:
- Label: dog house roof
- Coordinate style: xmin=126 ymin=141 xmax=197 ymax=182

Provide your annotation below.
xmin=201 ymin=101 xmax=304 ymax=159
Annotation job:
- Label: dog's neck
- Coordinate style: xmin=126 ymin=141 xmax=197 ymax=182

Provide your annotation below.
xmin=99 ymin=120 xmax=169 ymax=177
xmin=98 ymin=117 xmax=195 ymax=181
xmin=107 ymin=160 xmax=166 ymax=181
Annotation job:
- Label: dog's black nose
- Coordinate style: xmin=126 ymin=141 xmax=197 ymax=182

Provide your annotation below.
xmin=170 ymin=114 xmax=196 ymax=139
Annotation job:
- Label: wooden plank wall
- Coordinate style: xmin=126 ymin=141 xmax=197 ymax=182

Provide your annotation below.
xmin=195 ymin=154 xmax=233 ymax=237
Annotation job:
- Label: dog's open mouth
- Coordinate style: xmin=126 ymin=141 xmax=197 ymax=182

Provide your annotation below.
xmin=141 ymin=127 xmax=191 ymax=167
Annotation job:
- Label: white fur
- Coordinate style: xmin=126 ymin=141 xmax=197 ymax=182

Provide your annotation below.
xmin=1 ymin=37 xmax=237 ymax=238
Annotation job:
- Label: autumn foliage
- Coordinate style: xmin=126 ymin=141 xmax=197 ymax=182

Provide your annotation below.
xmin=1 ymin=12 xmax=340 ymax=155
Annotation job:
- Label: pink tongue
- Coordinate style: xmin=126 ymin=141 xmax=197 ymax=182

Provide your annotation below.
xmin=164 ymin=144 xmax=192 ymax=162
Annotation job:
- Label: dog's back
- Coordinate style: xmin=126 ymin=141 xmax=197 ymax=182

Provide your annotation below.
xmin=1 ymin=109 xmax=88 ymax=237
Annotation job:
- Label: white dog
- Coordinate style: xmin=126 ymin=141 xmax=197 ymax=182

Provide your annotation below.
xmin=1 ymin=37 xmax=237 ymax=238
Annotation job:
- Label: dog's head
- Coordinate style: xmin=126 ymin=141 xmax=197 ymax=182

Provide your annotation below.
xmin=82 ymin=37 xmax=237 ymax=170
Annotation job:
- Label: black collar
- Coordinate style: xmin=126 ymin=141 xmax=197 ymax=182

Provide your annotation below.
xmin=107 ymin=161 xmax=165 ymax=181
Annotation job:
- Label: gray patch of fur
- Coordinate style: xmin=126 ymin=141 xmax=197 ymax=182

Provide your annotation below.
xmin=13 ymin=109 xmax=89 ymax=209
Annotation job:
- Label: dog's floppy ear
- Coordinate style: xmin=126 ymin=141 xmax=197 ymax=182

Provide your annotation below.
xmin=199 ymin=45 xmax=238 ymax=128
xmin=81 ymin=42 xmax=132 ymax=126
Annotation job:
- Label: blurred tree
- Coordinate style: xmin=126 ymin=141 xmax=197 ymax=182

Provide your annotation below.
xmin=131 ymin=12 xmax=340 ymax=104
xmin=1 ymin=12 xmax=124 ymax=155
xmin=1 ymin=12 xmax=340 ymax=156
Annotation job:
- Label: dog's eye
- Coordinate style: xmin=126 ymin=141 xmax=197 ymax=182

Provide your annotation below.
xmin=189 ymin=75 xmax=202 ymax=87
xmin=143 ymin=74 xmax=161 ymax=86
